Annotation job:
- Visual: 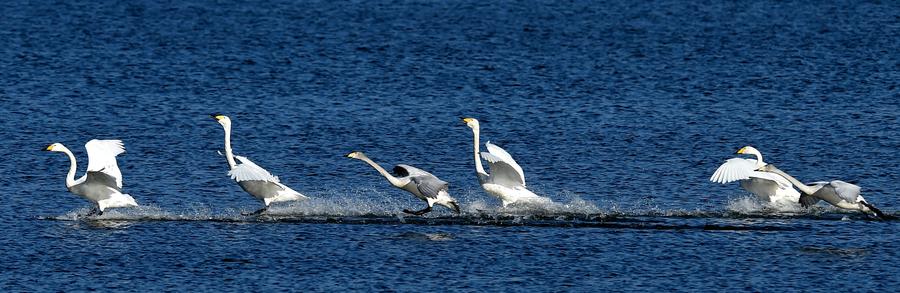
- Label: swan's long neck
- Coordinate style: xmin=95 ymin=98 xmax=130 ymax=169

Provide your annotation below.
xmin=357 ymin=155 xmax=403 ymax=187
xmin=750 ymin=150 xmax=765 ymax=168
xmin=222 ymin=124 xmax=237 ymax=169
xmin=60 ymin=147 xmax=78 ymax=188
xmin=470 ymin=126 xmax=488 ymax=179
xmin=765 ymin=166 xmax=817 ymax=195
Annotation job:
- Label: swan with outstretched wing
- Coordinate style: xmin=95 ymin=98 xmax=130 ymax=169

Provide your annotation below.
xmin=44 ymin=139 xmax=138 ymax=215
xmin=710 ymin=146 xmax=800 ymax=207
xmin=347 ymin=151 xmax=460 ymax=215
xmin=462 ymin=117 xmax=551 ymax=207
xmin=212 ymin=114 xmax=307 ymax=215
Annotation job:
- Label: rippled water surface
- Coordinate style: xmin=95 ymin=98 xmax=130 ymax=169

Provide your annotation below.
xmin=1 ymin=0 xmax=899 ymax=291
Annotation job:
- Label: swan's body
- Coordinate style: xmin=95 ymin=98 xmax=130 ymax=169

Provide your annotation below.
xmin=710 ymin=146 xmax=800 ymax=207
xmin=212 ymin=114 xmax=307 ymax=214
xmin=760 ymin=164 xmax=886 ymax=218
xmin=44 ymin=140 xmax=138 ymax=215
xmin=347 ymin=151 xmax=460 ymax=215
xmin=462 ymin=118 xmax=551 ymax=207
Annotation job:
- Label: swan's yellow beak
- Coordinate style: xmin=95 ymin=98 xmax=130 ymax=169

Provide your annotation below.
xmin=210 ymin=114 xmax=226 ymax=121
xmin=44 ymin=145 xmax=54 ymax=151
xmin=461 ymin=117 xmax=474 ymax=123
xmin=736 ymin=147 xmax=747 ymax=154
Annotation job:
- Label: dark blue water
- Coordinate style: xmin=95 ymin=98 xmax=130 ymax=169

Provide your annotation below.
xmin=2 ymin=0 xmax=899 ymax=291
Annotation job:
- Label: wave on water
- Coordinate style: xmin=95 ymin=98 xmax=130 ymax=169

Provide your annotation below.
xmin=36 ymin=193 xmax=895 ymax=230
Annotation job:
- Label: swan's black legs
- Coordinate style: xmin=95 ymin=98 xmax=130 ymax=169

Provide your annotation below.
xmin=402 ymin=206 xmax=432 ymax=216
xmin=861 ymin=201 xmax=893 ymax=220
xmin=242 ymin=207 xmax=268 ymax=216
xmin=86 ymin=207 xmax=102 ymax=217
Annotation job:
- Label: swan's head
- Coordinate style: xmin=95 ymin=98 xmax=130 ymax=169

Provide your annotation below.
xmin=43 ymin=143 xmax=66 ymax=152
xmin=737 ymin=146 xmax=765 ymax=166
xmin=210 ymin=113 xmax=231 ymax=128
xmin=461 ymin=117 xmax=480 ymax=129
xmin=346 ymin=151 xmax=366 ymax=160
xmin=736 ymin=146 xmax=760 ymax=156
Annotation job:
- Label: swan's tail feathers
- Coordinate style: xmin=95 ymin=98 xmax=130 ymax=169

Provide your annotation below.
xmin=799 ymin=194 xmax=820 ymax=208
xmin=122 ymin=194 xmax=139 ymax=207
xmin=860 ymin=201 xmax=891 ymax=220
xmin=98 ymin=194 xmax=139 ymax=211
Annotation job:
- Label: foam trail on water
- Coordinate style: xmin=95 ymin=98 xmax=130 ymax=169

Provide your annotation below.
xmin=37 ymin=188 xmax=894 ymax=225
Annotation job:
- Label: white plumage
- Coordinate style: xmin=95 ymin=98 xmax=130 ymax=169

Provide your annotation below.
xmin=45 ymin=139 xmax=138 ymax=214
xmin=212 ymin=114 xmax=307 ymax=214
xmin=229 ymin=155 xmax=280 ymax=183
xmin=463 ymin=118 xmax=551 ymax=207
xmin=710 ymin=146 xmax=800 ymax=207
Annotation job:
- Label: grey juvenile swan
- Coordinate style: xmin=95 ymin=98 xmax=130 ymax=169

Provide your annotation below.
xmin=760 ymin=164 xmax=887 ymax=219
xmin=347 ymin=151 xmax=460 ymax=215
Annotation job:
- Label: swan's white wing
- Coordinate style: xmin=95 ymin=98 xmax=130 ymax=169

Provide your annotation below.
xmin=482 ymin=152 xmax=527 ymax=187
xmin=710 ymin=158 xmax=758 ymax=184
xmin=484 ymin=141 xmax=526 ymax=186
xmin=85 ymin=139 xmax=125 ymax=188
xmin=85 ymin=171 xmax=122 ymax=192
xmin=830 ymin=180 xmax=862 ymax=202
xmin=229 ymin=155 xmax=280 ymax=183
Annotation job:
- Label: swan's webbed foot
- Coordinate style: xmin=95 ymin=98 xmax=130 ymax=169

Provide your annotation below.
xmin=86 ymin=207 xmax=103 ymax=217
xmin=449 ymin=202 xmax=461 ymax=214
xmin=402 ymin=206 xmax=432 ymax=216
xmin=242 ymin=207 xmax=268 ymax=216
xmin=860 ymin=201 xmax=893 ymax=220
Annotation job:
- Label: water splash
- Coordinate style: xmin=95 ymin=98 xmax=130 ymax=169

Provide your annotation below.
xmin=37 ymin=190 xmax=894 ymax=227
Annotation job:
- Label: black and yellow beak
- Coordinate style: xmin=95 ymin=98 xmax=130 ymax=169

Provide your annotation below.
xmin=43 ymin=144 xmax=54 ymax=151
xmin=736 ymin=147 xmax=748 ymax=154
xmin=461 ymin=117 xmax=474 ymax=123
xmin=210 ymin=113 xmax=225 ymax=121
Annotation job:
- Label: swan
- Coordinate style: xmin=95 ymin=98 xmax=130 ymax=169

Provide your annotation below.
xmin=346 ymin=151 xmax=460 ymax=215
xmin=44 ymin=140 xmax=138 ymax=215
xmin=759 ymin=164 xmax=887 ymax=219
xmin=461 ymin=117 xmax=551 ymax=207
xmin=710 ymin=146 xmax=800 ymax=207
xmin=212 ymin=114 xmax=307 ymax=215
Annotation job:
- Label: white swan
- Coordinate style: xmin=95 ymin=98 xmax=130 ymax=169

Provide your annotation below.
xmin=462 ymin=117 xmax=551 ymax=207
xmin=347 ymin=151 xmax=460 ymax=215
xmin=760 ymin=164 xmax=887 ymax=218
xmin=44 ymin=140 xmax=138 ymax=215
xmin=710 ymin=146 xmax=800 ymax=207
xmin=212 ymin=114 xmax=307 ymax=215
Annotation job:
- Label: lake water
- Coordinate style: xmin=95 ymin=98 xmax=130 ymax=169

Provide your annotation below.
xmin=1 ymin=0 xmax=899 ymax=291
